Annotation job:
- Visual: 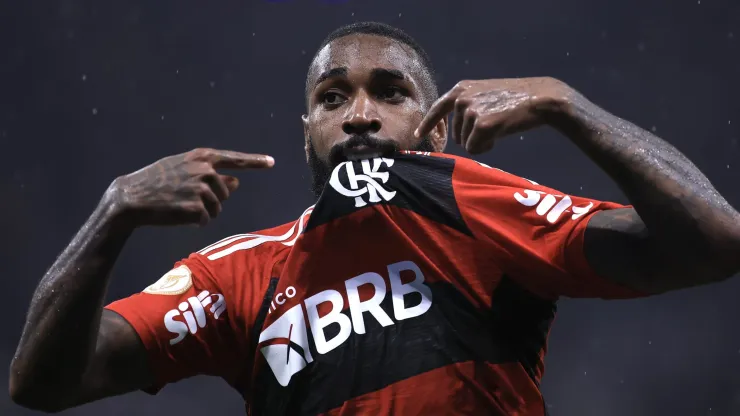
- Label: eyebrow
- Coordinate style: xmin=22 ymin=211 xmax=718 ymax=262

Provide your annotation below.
xmin=315 ymin=67 xmax=348 ymax=88
xmin=313 ymin=67 xmax=407 ymax=90
xmin=370 ymin=68 xmax=406 ymax=81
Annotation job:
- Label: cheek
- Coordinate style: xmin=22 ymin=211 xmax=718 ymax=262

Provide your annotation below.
xmin=309 ymin=113 xmax=341 ymax=155
xmin=384 ymin=106 xmax=424 ymax=142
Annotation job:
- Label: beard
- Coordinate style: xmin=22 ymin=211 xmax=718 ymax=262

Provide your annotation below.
xmin=307 ymin=134 xmax=436 ymax=199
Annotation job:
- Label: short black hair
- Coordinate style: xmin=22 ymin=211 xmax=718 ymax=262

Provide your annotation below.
xmin=305 ymin=22 xmax=438 ymax=110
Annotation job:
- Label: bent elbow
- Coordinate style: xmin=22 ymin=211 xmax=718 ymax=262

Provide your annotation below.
xmin=9 ymin=372 xmax=69 ymax=414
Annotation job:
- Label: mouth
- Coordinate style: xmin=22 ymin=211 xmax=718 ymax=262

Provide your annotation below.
xmin=328 ymin=135 xmax=400 ymax=167
xmin=342 ymin=145 xmax=385 ymax=161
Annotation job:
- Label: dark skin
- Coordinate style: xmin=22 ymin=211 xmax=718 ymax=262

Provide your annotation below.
xmin=9 ymin=149 xmax=274 ymax=412
xmin=415 ymin=77 xmax=740 ymax=293
xmin=10 ymin=33 xmax=740 ymax=412
xmin=303 ymin=35 xmax=447 ymax=165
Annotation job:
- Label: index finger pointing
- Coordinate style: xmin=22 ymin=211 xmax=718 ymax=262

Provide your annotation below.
xmin=414 ymin=89 xmax=459 ymax=139
xmin=208 ymin=150 xmax=275 ymax=169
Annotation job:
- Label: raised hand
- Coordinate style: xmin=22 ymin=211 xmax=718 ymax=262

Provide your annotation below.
xmin=414 ymin=77 xmax=571 ymax=154
xmin=112 ymin=147 xmax=274 ymax=227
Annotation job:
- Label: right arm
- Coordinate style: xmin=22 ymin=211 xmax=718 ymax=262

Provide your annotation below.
xmin=9 ymin=191 xmax=149 ymax=412
xmin=9 ymin=148 xmax=274 ymax=412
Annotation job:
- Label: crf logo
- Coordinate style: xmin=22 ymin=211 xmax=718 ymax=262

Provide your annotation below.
xmin=514 ymin=189 xmax=593 ymax=223
xmin=329 ymin=158 xmax=396 ymax=207
xmin=257 ymin=260 xmax=433 ymax=387
xmin=164 ymin=290 xmax=227 ymax=345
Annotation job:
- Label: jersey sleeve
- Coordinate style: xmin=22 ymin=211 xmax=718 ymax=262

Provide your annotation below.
xmin=105 ymin=252 xmax=248 ymax=394
xmin=454 ymin=158 xmax=648 ymax=300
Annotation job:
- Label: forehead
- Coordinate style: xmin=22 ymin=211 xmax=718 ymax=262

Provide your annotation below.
xmin=309 ymin=34 xmax=425 ymax=84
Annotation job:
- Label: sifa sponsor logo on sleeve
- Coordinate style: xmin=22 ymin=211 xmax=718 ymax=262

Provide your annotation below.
xmin=163 ymin=290 xmax=227 ymax=345
xmin=148 ymin=266 xmax=227 ymax=345
xmin=475 ymin=160 xmax=594 ymax=222
xmin=514 ymin=189 xmax=593 ymax=223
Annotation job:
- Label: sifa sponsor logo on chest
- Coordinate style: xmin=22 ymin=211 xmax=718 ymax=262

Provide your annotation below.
xmin=258 ymin=260 xmax=433 ymax=387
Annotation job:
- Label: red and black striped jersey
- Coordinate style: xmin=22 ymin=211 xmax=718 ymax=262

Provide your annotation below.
xmin=106 ymin=151 xmax=645 ymax=415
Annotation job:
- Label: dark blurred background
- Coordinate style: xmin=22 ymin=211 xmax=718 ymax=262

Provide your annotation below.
xmin=1 ymin=0 xmax=738 ymax=415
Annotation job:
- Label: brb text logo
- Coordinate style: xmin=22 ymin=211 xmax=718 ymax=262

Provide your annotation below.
xmin=258 ymin=260 xmax=432 ymax=386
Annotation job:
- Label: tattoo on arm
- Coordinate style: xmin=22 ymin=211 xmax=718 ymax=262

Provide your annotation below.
xmin=552 ymin=93 xmax=740 ymax=293
xmin=10 ymin=147 xmax=260 ymax=410
xmin=9 ymin=192 xmax=151 ymax=411
xmin=584 ymin=208 xmax=679 ymax=293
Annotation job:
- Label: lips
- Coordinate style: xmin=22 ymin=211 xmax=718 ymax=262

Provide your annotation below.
xmin=328 ymin=135 xmax=400 ymax=167
xmin=342 ymin=145 xmax=385 ymax=161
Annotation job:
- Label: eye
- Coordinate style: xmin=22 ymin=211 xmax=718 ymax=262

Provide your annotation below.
xmin=321 ymin=91 xmax=346 ymax=107
xmin=378 ymin=86 xmax=406 ymax=101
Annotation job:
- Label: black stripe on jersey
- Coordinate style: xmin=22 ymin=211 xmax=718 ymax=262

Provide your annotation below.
xmin=251 ymin=277 xmax=280 ymax=349
xmin=249 ymin=277 xmax=555 ymax=416
xmin=233 ymin=277 xmax=280 ymax=402
xmin=489 ymin=276 xmax=557 ymax=385
xmin=306 ymin=153 xmax=472 ymax=237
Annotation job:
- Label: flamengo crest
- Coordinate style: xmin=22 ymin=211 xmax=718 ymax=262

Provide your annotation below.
xmin=329 ymin=158 xmax=397 ymax=208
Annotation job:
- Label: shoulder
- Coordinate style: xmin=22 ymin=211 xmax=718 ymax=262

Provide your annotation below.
xmin=196 ymin=205 xmax=314 ymax=262
xmin=402 ymin=151 xmax=539 ymax=188
xmin=407 ymin=152 xmax=541 ymax=202
xmin=179 ymin=205 xmax=315 ymax=286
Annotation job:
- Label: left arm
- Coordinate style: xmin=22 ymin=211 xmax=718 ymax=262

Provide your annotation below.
xmin=415 ymin=77 xmax=740 ymax=294
xmin=549 ymin=92 xmax=740 ymax=293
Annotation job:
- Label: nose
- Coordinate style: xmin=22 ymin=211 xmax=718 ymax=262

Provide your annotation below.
xmin=342 ymin=91 xmax=381 ymax=136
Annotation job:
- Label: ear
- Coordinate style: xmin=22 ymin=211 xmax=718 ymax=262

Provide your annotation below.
xmin=302 ymin=114 xmax=310 ymax=162
xmin=429 ymin=116 xmax=448 ymax=152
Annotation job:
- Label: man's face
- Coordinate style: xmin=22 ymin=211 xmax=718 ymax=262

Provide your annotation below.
xmin=303 ymin=34 xmax=446 ymax=198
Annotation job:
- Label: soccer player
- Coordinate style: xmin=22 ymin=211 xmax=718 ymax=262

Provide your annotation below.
xmin=10 ymin=22 xmax=740 ymax=415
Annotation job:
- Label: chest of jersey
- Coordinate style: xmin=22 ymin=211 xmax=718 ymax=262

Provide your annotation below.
xmin=247 ymin=155 xmax=527 ymax=415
